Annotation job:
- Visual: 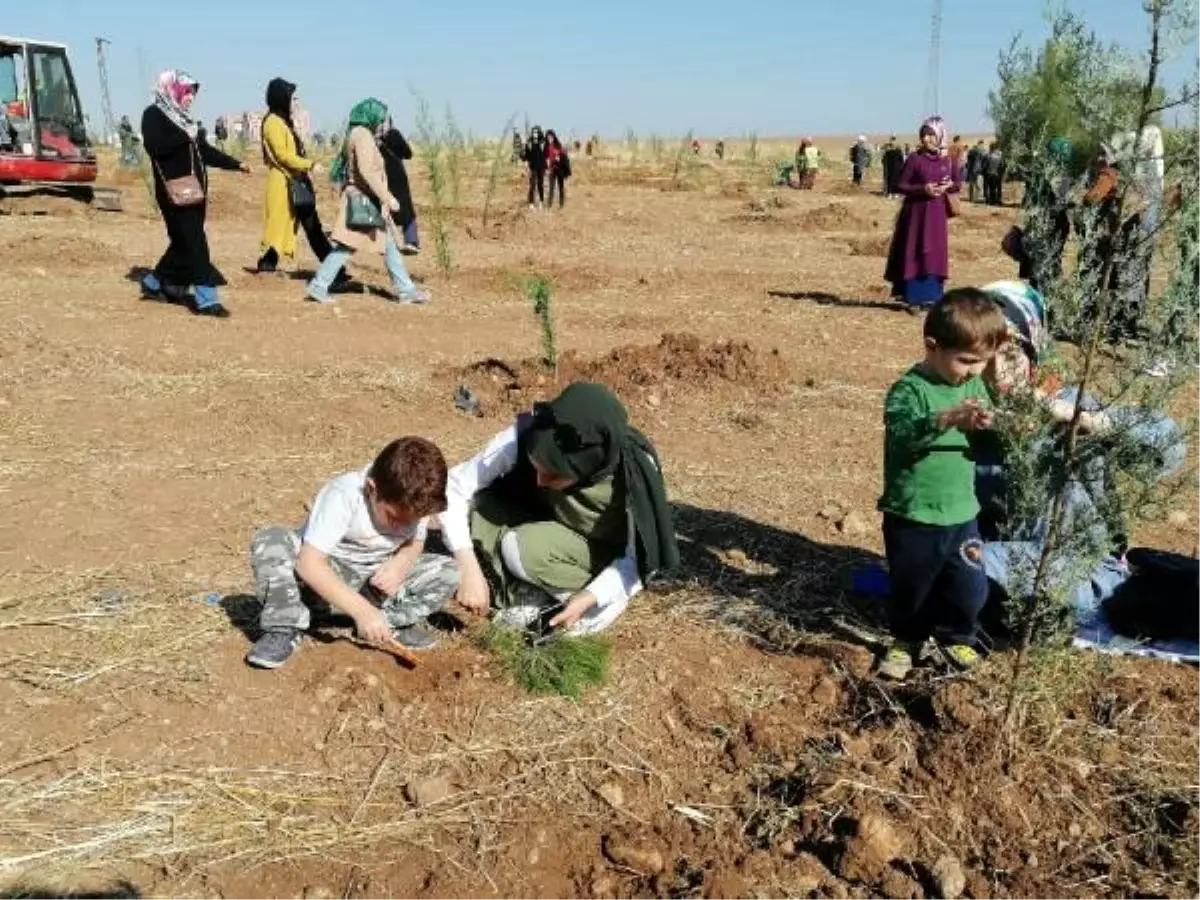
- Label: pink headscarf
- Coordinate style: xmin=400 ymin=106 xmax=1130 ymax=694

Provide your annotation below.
xmin=153 ymin=69 xmax=200 ymax=138
xmin=920 ymin=115 xmax=948 ymax=155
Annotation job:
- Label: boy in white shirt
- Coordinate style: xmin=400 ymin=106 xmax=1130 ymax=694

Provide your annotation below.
xmin=246 ymin=437 xmax=459 ymax=669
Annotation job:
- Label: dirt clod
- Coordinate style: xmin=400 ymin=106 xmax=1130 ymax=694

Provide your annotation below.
xmin=838 ymin=813 xmax=905 ymax=883
xmin=602 ymin=834 xmax=665 ymax=874
xmin=406 ymin=775 xmax=453 ymax=807
xmin=879 ymin=868 xmax=924 ymax=899
xmin=932 ymin=854 xmax=966 ymax=898
xmin=838 ymin=511 xmax=869 ymax=536
xmin=597 ymin=781 xmax=625 ymax=809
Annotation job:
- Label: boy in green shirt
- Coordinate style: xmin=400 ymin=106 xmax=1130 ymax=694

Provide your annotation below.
xmin=877 ymin=289 xmax=1009 ymax=680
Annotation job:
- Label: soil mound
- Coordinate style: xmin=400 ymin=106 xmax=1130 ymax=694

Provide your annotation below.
xmin=802 ymin=202 xmax=868 ymax=231
xmin=455 ymin=332 xmax=787 ymax=416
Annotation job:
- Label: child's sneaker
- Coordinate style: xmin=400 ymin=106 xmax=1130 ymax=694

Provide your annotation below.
xmin=392 ymin=624 xmax=438 ymax=650
xmin=246 ymin=629 xmax=303 ymax=669
xmin=876 ymin=643 xmax=917 ymax=681
xmin=939 ymin=642 xmax=981 ymax=671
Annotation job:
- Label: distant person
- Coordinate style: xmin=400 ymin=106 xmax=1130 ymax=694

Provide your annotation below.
xmin=196 ymin=120 xmax=207 ymax=145
xmin=254 ymin=77 xmax=340 ymax=276
xmin=306 ymin=97 xmax=428 ymax=305
xmin=875 ymin=290 xmax=1007 ymax=681
xmin=524 ymin=125 xmax=547 ymax=209
xmin=884 ymin=115 xmax=961 ymax=309
xmin=545 ymin=128 xmax=571 ymax=209
xmin=117 ymin=115 xmax=139 ymax=167
xmin=881 ymin=135 xmax=904 ymax=198
xmin=715 ymin=139 xmax=725 ymax=161
xmin=984 ymin=142 xmax=1005 ymax=205
xmin=246 ymin=437 xmax=460 ymax=669
xmin=796 ymin=137 xmax=820 ymax=189
xmin=691 ymin=138 xmax=701 ymax=155
xmin=948 ymin=134 xmax=966 ymax=170
xmin=511 ymin=128 xmax=523 ymax=164
xmin=214 ymin=116 xmax=228 ymax=150
xmin=379 ymin=116 xmax=420 ymax=253
xmin=965 ymin=140 xmax=985 ymax=202
xmin=850 ymin=135 xmax=870 ymax=186
xmin=139 ymin=69 xmax=250 ymax=319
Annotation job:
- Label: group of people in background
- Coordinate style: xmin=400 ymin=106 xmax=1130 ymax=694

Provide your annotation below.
xmin=515 ymin=125 xmax=572 ymax=209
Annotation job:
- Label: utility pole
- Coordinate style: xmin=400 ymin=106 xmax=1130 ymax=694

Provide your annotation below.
xmin=95 ymin=37 xmax=116 ymax=139
xmin=924 ymin=0 xmax=943 ymax=116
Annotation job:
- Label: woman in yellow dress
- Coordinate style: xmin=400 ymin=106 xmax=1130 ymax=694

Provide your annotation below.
xmin=254 ymin=78 xmax=336 ymax=274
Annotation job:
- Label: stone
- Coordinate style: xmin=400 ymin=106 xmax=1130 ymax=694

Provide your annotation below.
xmin=602 ymin=835 xmax=665 ymax=874
xmin=590 ymin=875 xmax=617 ymax=897
xmin=838 ymin=511 xmax=869 ymax=537
xmin=932 ymin=854 xmax=966 ymax=899
xmin=837 ymin=814 xmax=904 ymax=883
xmin=598 ymin=781 xmax=625 ymax=809
xmin=527 ymin=846 xmax=541 ymax=865
xmin=302 ymin=886 xmax=337 ymax=900
xmin=406 ymin=775 xmax=453 ymax=808
xmin=819 ymin=503 xmax=846 ymax=522
xmin=879 ymin=869 xmax=922 ymax=899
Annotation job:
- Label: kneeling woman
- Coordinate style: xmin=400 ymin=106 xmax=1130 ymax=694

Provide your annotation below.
xmin=442 ymin=383 xmax=678 ymax=634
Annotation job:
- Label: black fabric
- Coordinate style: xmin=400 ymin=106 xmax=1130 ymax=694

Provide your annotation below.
xmin=141 ymin=104 xmax=242 ymax=288
xmin=548 ymin=170 xmax=566 ymax=207
xmin=379 ymin=129 xmax=416 ymax=228
xmin=882 ymin=146 xmax=905 ymax=195
xmin=524 ymin=383 xmax=678 ymax=581
xmin=1104 ymin=549 xmax=1200 ymax=641
xmin=528 ymin=169 xmax=545 ymax=205
xmin=883 ymin=515 xmax=989 ymax=645
xmin=524 ymin=136 xmax=547 ymax=171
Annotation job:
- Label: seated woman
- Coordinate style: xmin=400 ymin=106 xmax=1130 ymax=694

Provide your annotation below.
xmin=441 ymin=382 xmax=678 ymax=635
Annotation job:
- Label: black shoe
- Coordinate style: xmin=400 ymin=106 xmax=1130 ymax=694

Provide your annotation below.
xmin=331 ymin=268 xmax=352 ymax=288
xmin=247 ymin=629 xmax=303 ymax=669
xmin=193 ymin=303 xmax=231 ymax=318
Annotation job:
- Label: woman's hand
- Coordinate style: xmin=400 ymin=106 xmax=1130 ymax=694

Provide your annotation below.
xmin=387 ymin=197 xmax=401 ymax=213
xmin=549 ymin=591 xmax=598 ymax=630
xmin=456 ymin=558 xmax=491 ymax=616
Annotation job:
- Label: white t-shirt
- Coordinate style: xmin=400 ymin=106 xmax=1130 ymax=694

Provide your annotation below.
xmin=301 ymin=468 xmax=428 ymax=570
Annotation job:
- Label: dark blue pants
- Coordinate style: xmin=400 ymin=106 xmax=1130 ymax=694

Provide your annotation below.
xmin=883 ymin=515 xmax=988 ymax=645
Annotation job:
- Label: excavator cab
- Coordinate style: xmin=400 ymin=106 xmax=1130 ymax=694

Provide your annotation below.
xmin=0 ymin=36 xmax=120 ymax=209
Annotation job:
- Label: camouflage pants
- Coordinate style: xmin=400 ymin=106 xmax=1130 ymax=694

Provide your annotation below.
xmin=250 ymin=525 xmax=459 ymax=634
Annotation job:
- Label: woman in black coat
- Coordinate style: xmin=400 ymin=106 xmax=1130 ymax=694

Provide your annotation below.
xmin=379 ymin=119 xmax=420 ymax=253
xmin=139 ymin=69 xmax=248 ymax=318
xmin=524 ymin=125 xmax=547 ymax=208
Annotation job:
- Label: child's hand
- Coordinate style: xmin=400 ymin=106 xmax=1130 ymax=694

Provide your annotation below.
xmin=354 ymin=606 xmax=393 ymax=646
xmin=941 ymin=401 xmax=992 ymax=431
xmin=369 ymin=562 xmax=406 ymax=598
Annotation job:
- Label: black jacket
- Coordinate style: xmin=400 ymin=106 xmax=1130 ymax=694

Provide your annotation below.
xmin=379 ymin=128 xmax=416 ymax=228
xmin=141 ymin=104 xmax=241 ymax=199
xmin=524 ymin=137 xmax=547 ymax=172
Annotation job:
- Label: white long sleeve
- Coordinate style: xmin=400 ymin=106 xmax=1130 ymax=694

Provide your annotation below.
xmin=583 ymin=522 xmax=643 ymax=608
xmin=442 ymin=425 xmax=520 ymax=553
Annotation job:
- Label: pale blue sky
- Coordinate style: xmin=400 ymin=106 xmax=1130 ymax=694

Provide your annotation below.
xmin=4 ymin=0 xmax=1196 ymax=139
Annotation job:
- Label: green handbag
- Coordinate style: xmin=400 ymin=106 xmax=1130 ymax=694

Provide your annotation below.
xmin=345 ymin=190 xmax=385 ymax=230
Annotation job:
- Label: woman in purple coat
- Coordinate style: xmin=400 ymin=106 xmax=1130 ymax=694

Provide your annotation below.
xmin=884 ymin=116 xmax=961 ymax=308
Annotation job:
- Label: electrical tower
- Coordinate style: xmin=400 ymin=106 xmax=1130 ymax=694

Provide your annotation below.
xmin=924 ymin=0 xmax=943 ymax=115
xmin=95 ymin=37 xmax=116 ymax=139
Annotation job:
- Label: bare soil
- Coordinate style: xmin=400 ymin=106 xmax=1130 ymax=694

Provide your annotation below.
xmin=0 ymin=147 xmax=1195 ymax=899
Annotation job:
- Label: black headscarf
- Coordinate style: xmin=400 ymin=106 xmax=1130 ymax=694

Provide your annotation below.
xmin=527 ymin=383 xmax=679 ymax=580
xmin=264 ymin=77 xmax=304 ymax=158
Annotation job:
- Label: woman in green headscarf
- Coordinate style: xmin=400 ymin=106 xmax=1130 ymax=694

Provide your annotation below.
xmin=306 ymin=98 xmax=428 ymax=305
xmin=441 ymin=383 xmax=679 ymax=634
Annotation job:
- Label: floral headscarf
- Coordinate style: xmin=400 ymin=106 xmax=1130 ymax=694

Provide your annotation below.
xmin=919 ymin=115 xmax=948 ymax=155
xmin=154 ymin=69 xmax=199 ymax=139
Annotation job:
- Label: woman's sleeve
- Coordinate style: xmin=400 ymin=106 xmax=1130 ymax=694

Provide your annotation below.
xmin=581 ymin=513 xmax=643 ymax=607
xmin=199 ymin=138 xmax=244 ymax=171
xmin=140 ymin=107 xmax=188 ymax=159
xmin=441 ymin=425 xmax=521 ymax=553
xmin=264 ymin=116 xmax=313 ymax=175
xmin=350 ymin=127 xmax=397 ymax=208
xmin=896 ymin=155 xmax=927 ymax=197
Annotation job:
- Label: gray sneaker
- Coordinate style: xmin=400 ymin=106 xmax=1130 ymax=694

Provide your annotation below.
xmin=392 ymin=624 xmax=439 ymax=650
xmin=876 ymin=643 xmax=917 ymax=681
xmin=247 ymin=629 xmax=303 ymax=669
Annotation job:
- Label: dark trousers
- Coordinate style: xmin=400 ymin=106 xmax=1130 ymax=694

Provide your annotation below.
xmin=257 ymin=205 xmax=334 ymax=272
xmin=883 ymin=515 xmax=988 ymax=645
xmin=852 ymin=165 xmax=864 ymax=185
xmin=548 ymin=171 xmax=566 ymax=207
xmin=527 ymin=168 xmax=546 ymax=205
xmin=984 ymin=175 xmax=1003 ymax=205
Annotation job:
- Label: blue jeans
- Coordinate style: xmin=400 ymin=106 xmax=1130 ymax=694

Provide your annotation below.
xmin=307 ymin=231 xmax=417 ymax=302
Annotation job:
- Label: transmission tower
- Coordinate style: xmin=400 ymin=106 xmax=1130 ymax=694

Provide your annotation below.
xmin=95 ymin=37 xmax=116 ymax=139
xmin=924 ymin=0 xmax=943 ymax=115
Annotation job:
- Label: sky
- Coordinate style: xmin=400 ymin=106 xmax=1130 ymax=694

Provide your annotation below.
xmin=3 ymin=0 xmax=1196 ymax=140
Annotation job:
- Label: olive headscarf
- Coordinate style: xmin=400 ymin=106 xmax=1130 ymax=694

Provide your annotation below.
xmin=329 ymin=97 xmax=389 ymax=184
xmin=526 ymin=382 xmax=679 ymax=580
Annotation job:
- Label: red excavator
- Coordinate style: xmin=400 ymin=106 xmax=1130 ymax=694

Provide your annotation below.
xmin=0 ymin=35 xmax=120 ymax=210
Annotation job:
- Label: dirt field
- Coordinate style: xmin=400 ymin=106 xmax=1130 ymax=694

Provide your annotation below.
xmin=0 ymin=144 xmax=1195 ymax=899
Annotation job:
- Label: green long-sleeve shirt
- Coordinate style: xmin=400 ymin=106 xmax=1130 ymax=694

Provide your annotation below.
xmin=878 ymin=365 xmax=990 ymax=526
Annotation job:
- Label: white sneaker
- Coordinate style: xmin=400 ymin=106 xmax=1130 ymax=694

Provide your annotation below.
xmin=1143 ymin=359 xmax=1173 ymax=378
